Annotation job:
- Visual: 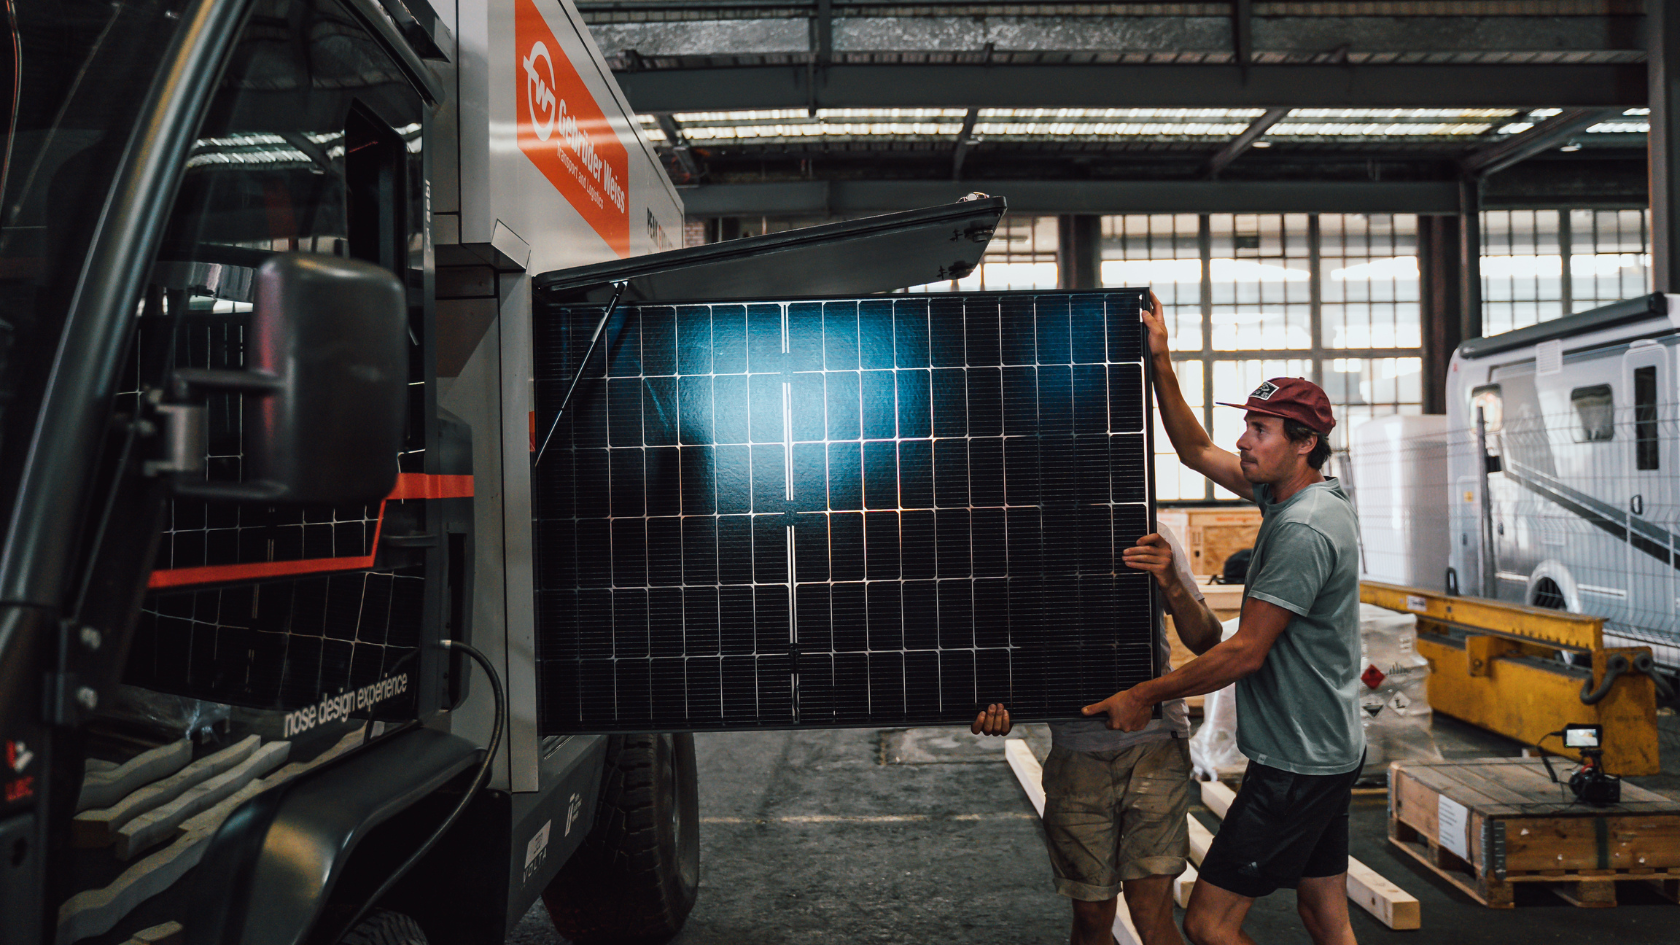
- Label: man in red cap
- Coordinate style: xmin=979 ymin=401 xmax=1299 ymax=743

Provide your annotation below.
xmin=1082 ymin=293 xmax=1366 ymax=945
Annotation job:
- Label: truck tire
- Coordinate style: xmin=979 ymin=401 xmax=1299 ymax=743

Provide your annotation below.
xmin=335 ymin=910 xmax=428 ymax=945
xmin=543 ymin=733 xmax=700 ymax=943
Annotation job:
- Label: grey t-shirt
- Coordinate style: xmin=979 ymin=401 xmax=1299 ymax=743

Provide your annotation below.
xmin=1238 ymin=479 xmax=1366 ymax=776
xmin=1050 ymin=524 xmax=1201 ymax=752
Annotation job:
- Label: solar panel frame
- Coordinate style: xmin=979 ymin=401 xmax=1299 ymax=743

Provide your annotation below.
xmin=532 ymin=289 xmax=1159 ymax=733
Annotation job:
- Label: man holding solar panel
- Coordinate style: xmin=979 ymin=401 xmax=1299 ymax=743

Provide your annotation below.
xmin=1092 ymin=291 xmax=1365 ymax=945
xmin=972 ymin=513 xmax=1225 ymax=945
xmin=976 ymin=291 xmax=1364 ymax=945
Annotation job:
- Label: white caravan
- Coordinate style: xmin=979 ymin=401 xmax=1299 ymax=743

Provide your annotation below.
xmin=1447 ymin=293 xmax=1680 ymax=669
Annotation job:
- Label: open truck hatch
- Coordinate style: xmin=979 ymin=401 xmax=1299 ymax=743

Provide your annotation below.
xmin=533 ymin=197 xmax=1007 ymax=303
xmin=527 ymin=199 xmax=1159 ymax=731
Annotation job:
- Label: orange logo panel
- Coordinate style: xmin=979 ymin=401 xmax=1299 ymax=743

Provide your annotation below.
xmin=515 ymin=0 xmax=630 ymax=257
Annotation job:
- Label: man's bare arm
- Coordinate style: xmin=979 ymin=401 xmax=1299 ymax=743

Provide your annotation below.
xmin=1121 ymin=533 xmax=1223 ymax=655
xmin=1162 ymin=580 xmax=1223 ymax=656
xmin=1081 ymin=597 xmax=1293 ymax=730
xmin=1143 ymin=292 xmax=1253 ymax=501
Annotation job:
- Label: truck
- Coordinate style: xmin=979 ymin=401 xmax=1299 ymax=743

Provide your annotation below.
xmin=0 ymin=1 xmax=1007 ymax=944
xmin=1446 ymin=292 xmax=1680 ymax=675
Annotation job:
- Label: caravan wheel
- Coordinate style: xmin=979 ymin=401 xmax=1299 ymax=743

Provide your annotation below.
xmin=543 ymin=733 xmax=700 ymax=944
xmin=1532 ymin=577 xmax=1567 ymax=610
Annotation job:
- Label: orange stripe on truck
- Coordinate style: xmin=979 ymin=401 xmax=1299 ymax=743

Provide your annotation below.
xmin=147 ymin=473 xmax=473 ymax=589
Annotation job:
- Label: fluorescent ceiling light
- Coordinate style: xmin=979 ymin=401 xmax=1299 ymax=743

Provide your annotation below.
xmin=1271 ymin=122 xmax=1493 ymax=136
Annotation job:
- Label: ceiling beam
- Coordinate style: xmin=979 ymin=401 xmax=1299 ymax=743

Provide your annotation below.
xmin=1207 ymin=107 xmax=1289 ymax=179
xmin=951 ymin=108 xmax=979 ymax=181
xmin=1461 ymin=108 xmax=1630 ymax=177
xmin=619 ymin=63 xmax=1647 ymax=113
xmin=679 ymin=180 xmax=1462 ymax=217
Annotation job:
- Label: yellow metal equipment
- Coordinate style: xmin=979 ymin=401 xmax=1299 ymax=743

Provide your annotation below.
xmin=1361 ymin=581 xmax=1662 ymax=776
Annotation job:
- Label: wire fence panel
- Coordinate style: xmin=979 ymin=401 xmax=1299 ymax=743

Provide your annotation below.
xmin=1348 ymin=387 xmax=1680 ymax=671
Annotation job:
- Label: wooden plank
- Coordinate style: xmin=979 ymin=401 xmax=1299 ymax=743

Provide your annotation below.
xmin=1187 ymin=815 xmax=1215 ymax=866
xmin=1000 ymin=741 xmax=1141 ymax=945
xmin=125 ymin=921 xmax=185 ymax=945
xmin=57 ymin=731 xmax=363 ymax=944
xmin=73 ymin=736 xmax=260 ymax=847
xmin=1552 ymin=878 xmax=1617 ymax=907
xmin=1200 ymin=779 xmax=1236 ymax=819
xmin=1174 ymin=863 xmax=1199 ymax=909
xmin=114 ymin=742 xmax=290 ymax=859
xmin=1347 ymin=857 xmax=1421 ymax=930
xmin=76 ymin=741 xmax=193 ymax=813
xmin=59 ymin=779 xmax=271 ymax=943
xmin=1003 ymin=740 xmax=1045 ymax=818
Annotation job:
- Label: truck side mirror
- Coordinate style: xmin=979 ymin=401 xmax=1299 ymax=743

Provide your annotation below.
xmin=161 ymin=253 xmax=408 ymax=505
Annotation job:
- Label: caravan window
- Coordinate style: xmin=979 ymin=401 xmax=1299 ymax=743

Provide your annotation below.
xmin=1470 ymin=385 xmax=1502 ymax=433
xmin=1571 ymin=384 xmax=1615 ymax=442
xmin=1635 ymin=366 xmax=1659 ymax=469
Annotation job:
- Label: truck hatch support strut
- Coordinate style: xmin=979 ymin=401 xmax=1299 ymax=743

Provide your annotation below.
xmin=533 ymin=280 xmax=628 ymax=465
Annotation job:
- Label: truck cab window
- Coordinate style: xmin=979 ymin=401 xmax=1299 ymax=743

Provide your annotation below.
xmin=1571 ymin=384 xmax=1615 ymax=443
xmin=125 ymin=0 xmax=428 ymax=713
xmin=1635 ymin=365 xmax=1659 ymax=469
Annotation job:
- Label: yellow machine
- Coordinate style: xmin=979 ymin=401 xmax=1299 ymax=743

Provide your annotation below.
xmin=1361 ymin=581 xmax=1665 ymax=776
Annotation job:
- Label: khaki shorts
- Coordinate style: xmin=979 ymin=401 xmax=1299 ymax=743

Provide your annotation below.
xmin=1041 ymin=738 xmax=1192 ymax=901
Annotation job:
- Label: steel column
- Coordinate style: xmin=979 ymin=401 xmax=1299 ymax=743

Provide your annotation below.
xmin=1651 ymin=0 xmax=1680 ymax=292
xmin=1459 ymin=178 xmax=1483 ymax=342
xmin=1418 ymin=214 xmax=1463 ymax=415
xmin=1057 ymin=215 xmax=1101 ymax=291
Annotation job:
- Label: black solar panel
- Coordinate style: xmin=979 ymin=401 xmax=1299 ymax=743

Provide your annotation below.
xmin=532 ymin=290 xmax=1156 ymax=732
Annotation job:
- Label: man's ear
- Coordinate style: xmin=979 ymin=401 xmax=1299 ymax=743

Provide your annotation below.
xmin=1297 ymin=434 xmax=1317 ymax=457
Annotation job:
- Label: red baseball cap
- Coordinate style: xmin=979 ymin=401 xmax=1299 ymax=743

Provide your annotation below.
xmin=1216 ymin=377 xmax=1336 ymax=434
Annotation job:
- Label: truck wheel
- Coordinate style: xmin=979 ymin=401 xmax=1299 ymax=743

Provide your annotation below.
xmin=335 ymin=909 xmax=428 ymax=945
xmin=543 ymin=733 xmax=700 ymax=943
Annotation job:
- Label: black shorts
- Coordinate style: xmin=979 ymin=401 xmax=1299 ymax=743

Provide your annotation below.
xmin=1196 ymin=755 xmax=1363 ymax=899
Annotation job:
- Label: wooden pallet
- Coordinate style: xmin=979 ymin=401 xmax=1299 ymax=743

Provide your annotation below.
xmin=1388 ymin=758 xmax=1680 ymax=908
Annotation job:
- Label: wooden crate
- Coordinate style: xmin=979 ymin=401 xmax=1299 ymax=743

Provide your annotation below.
xmin=1159 ymin=507 xmax=1262 ymax=578
xmin=1388 ymin=758 xmax=1680 ymax=908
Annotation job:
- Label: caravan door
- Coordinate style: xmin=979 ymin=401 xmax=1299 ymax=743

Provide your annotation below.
xmin=1622 ymin=343 xmax=1673 ymax=634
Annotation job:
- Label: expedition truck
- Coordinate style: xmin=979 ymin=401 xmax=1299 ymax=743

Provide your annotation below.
xmin=0 ymin=1 xmax=1003 ymax=943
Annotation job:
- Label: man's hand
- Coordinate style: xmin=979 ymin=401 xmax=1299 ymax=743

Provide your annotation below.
xmin=1081 ymin=688 xmax=1151 ymax=732
xmin=1142 ymin=291 xmax=1170 ymax=359
xmin=1122 ymin=533 xmax=1178 ymax=589
xmin=971 ymin=703 xmax=1012 ymax=736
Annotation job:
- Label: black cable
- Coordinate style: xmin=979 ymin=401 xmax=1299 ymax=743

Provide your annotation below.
xmin=330 ymin=640 xmax=504 ymax=942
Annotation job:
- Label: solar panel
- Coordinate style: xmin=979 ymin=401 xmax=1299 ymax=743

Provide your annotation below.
xmin=532 ymin=290 xmax=1157 ymax=732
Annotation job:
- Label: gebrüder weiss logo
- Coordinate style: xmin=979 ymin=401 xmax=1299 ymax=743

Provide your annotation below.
xmin=514 ymin=0 xmax=630 ymax=256
xmin=523 ymin=41 xmax=556 ymax=141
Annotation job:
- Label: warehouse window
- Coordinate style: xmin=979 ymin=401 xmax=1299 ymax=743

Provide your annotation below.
xmin=1635 ymin=366 xmax=1659 ymax=469
xmin=1571 ymin=384 xmax=1615 ymax=442
xmin=1481 ymin=209 xmax=1652 ymax=336
xmin=1101 ymin=212 xmax=1422 ymax=501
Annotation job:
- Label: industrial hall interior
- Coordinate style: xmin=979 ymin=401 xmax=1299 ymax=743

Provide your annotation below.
xmin=4 ymin=3 xmax=1680 ymax=945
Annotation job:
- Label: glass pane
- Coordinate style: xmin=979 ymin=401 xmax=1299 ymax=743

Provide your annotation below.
xmin=1101 ymin=213 xmax=1203 ymax=351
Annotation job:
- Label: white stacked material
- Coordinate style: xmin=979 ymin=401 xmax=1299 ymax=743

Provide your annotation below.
xmin=1357 ymin=603 xmax=1442 ymax=778
xmin=1188 ymin=617 xmax=1245 ymax=781
xmin=1350 ymin=414 xmax=1451 ymax=592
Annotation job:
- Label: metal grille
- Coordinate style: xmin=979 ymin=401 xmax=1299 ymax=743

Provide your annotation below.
xmin=532 ymin=291 xmax=1157 ymax=732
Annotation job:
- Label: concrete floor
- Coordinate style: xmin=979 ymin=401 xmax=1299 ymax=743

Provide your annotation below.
xmin=511 ymin=712 xmax=1680 ymax=945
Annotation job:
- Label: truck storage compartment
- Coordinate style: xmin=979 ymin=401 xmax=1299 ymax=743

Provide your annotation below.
xmin=529 ymin=288 xmax=1159 ymax=732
